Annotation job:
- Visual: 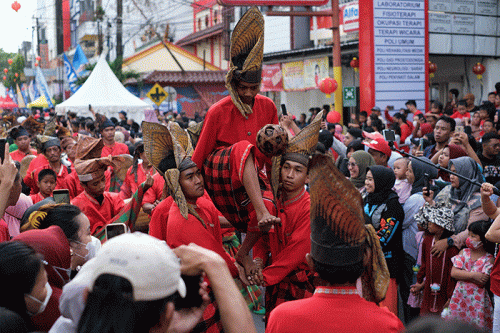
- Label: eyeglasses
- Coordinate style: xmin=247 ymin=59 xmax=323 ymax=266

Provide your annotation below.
xmin=347 ymin=162 xmax=357 ymax=168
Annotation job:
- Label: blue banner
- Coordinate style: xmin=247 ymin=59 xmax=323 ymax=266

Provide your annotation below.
xmin=63 ymin=53 xmax=79 ymax=93
xmin=21 ymin=83 xmax=30 ymax=104
xmin=9 ymin=88 xmax=17 ymax=104
xmin=72 ymin=44 xmax=89 ymax=77
xmin=31 ymin=79 xmax=41 ymax=100
xmin=35 ymin=67 xmax=54 ymax=108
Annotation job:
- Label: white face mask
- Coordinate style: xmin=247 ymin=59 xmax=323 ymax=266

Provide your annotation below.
xmin=26 ymin=282 xmax=52 ymax=316
xmin=73 ymin=236 xmax=101 ymax=262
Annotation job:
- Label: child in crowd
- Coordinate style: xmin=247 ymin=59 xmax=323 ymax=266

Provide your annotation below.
xmin=29 ymin=169 xmax=57 ymax=204
xmin=443 ymin=220 xmax=494 ymax=330
xmin=392 ymin=157 xmax=411 ymax=204
xmin=411 ymin=202 xmax=458 ymax=315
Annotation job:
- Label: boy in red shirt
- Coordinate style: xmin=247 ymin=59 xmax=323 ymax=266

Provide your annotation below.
xmin=30 ymin=169 xmax=57 ymax=204
xmin=451 ymin=100 xmax=471 ymax=122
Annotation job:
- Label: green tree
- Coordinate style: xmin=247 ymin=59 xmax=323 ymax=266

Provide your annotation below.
xmin=75 ymin=57 xmax=140 ymax=87
xmin=3 ymin=54 xmax=25 ymax=90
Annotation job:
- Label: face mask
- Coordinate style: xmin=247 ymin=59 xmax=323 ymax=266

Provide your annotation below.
xmin=466 ymin=237 xmax=482 ymax=250
xmin=52 ymin=265 xmax=72 ymax=284
xmin=26 ymin=282 xmax=52 ymax=316
xmin=72 ymin=236 xmax=101 ymax=261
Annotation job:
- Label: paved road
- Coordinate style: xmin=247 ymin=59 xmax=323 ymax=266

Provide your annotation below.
xmin=252 ymin=312 xmax=266 ymax=333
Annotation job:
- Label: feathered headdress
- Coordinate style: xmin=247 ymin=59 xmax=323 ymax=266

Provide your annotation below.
xmin=270 ymin=111 xmax=323 ymax=198
xmin=226 ymin=7 xmax=264 ymax=118
xmin=142 ymin=121 xmax=202 ymax=223
xmin=21 ymin=116 xmax=44 ymax=137
xmin=43 ymin=115 xmax=57 ymax=137
xmin=186 ymin=121 xmax=203 ymax=149
xmin=309 ymin=153 xmax=390 ymax=304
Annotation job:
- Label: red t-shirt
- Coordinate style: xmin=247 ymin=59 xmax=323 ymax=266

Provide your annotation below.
xmin=10 ymin=149 xmax=37 ymax=162
xmin=30 ymin=192 xmax=46 ymax=204
xmin=450 ymin=111 xmax=471 ymax=120
xmin=71 ymin=191 xmax=125 ymax=233
xmin=120 ymin=163 xmax=155 ymax=199
xmin=490 ymin=252 xmax=500 ymax=296
xmin=101 ymin=142 xmax=129 ymax=157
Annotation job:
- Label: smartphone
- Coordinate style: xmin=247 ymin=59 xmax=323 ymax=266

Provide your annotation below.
xmin=423 ymin=173 xmax=430 ymax=196
xmin=88 ymin=104 xmax=92 ymax=111
xmin=382 ymin=129 xmax=396 ymax=142
xmin=105 ymin=223 xmax=127 ymax=241
xmin=280 ymin=104 xmax=287 ymax=116
xmin=387 ymin=105 xmax=394 ymax=111
xmin=53 ymin=189 xmax=70 ymax=204
xmin=456 ymin=125 xmax=464 ymax=133
xmin=419 ymin=138 xmax=425 ymax=151
xmin=175 ymin=275 xmax=204 ymax=309
xmin=0 ymin=138 xmax=5 ymax=163
xmin=464 ymin=126 xmax=472 ymax=136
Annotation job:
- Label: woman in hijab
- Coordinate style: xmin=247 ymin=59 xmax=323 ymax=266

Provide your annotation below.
xmin=430 ymin=144 xmax=467 ymax=183
xmin=348 ymin=150 xmax=376 ymax=195
xmin=424 ymin=156 xmax=488 ymax=256
xmin=401 ymin=157 xmax=439 ymax=322
xmin=364 ymin=165 xmax=405 ymax=316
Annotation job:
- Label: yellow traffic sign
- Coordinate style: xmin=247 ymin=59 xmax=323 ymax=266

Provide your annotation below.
xmin=147 ymin=83 xmax=168 ymax=106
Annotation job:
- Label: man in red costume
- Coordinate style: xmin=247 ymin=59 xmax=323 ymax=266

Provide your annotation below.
xmin=267 ymin=154 xmax=403 ymax=333
xmin=191 ymin=7 xmax=279 ymax=279
xmin=9 ymin=126 xmax=37 ymax=162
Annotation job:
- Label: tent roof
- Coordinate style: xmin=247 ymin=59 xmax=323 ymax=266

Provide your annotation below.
xmin=55 ymin=55 xmax=150 ymax=123
xmin=1 ymin=95 xmax=18 ymax=109
xmin=27 ymin=95 xmax=56 ymax=108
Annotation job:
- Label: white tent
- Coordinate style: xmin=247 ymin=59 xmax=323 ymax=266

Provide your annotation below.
xmin=55 ymin=55 xmax=150 ymax=123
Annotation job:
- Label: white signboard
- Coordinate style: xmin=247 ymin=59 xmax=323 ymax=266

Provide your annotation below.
xmin=476 ymin=0 xmax=497 ymax=15
xmin=429 ymin=0 xmax=451 ymax=11
xmin=429 ymin=12 xmax=452 ymax=33
xmin=452 ymin=14 xmax=475 ymax=34
xmin=452 ymin=0 xmax=475 ymax=13
xmin=373 ymin=0 xmax=426 ymax=110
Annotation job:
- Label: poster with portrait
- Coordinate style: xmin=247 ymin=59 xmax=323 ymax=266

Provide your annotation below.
xmin=303 ymin=57 xmax=329 ymax=89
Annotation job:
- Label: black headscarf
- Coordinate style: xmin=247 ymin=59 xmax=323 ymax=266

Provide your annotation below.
xmin=365 ymin=165 xmax=397 ymax=206
xmin=410 ymin=157 xmax=439 ymax=195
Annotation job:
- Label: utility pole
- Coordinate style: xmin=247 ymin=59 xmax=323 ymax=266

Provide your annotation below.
xmin=116 ymin=0 xmax=123 ymax=66
xmin=106 ymin=20 xmax=111 ymax=61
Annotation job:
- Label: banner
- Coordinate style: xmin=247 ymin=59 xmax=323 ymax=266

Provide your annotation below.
xmin=282 ymin=61 xmax=304 ymax=91
xmin=63 ymin=53 xmax=79 ymax=93
xmin=72 ymin=44 xmax=89 ymax=77
xmin=35 ymin=67 xmax=54 ymax=108
xmin=261 ymin=64 xmax=283 ymax=92
xmin=21 ymin=83 xmax=30 ymax=104
xmin=9 ymin=88 xmax=17 ymax=105
xmin=16 ymin=84 xmax=26 ymax=108
xmin=29 ymin=79 xmax=40 ymax=101
xmin=303 ymin=57 xmax=329 ymax=89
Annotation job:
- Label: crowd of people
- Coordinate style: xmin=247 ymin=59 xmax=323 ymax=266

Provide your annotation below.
xmin=2 ymin=7 xmax=500 ymax=333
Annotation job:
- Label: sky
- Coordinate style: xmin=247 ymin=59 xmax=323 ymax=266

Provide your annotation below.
xmin=0 ymin=1 xmax=37 ymax=53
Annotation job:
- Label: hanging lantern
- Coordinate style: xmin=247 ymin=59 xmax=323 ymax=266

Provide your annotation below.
xmin=34 ymin=63 xmax=39 ymax=67
xmin=14 ymin=73 xmax=18 ymax=78
xmin=428 ymin=61 xmax=437 ymax=78
xmin=36 ymin=56 xmax=41 ymax=62
xmin=7 ymin=59 xmax=13 ymax=65
xmin=11 ymin=1 xmax=21 ymax=12
xmin=3 ymin=68 xmax=8 ymax=74
xmin=319 ymin=77 xmax=338 ymax=98
xmin=13 ymin=78 xmax=16 ymax=82
xmin=2 ymin=76 xmax=6 ymax=81
xmin=472 ymin=63 xmax=486 ymax=80
xmin=326 ymin=111 xmax=341 ymax=123
xmin=350 ymin=57 xmax=359 ymax=73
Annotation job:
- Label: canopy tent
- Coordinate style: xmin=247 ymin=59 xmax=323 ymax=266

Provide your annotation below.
xmin=0 ymin=95 xmax=18 ymax=109
xmin=55 ymin=55 xmax=150 ymax=123
xmin=27 ymin=95 xmax=55 ymax=108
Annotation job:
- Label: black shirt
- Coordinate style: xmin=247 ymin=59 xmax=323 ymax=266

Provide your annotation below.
xmin=478 ymin=152 xmax=500 ymax=185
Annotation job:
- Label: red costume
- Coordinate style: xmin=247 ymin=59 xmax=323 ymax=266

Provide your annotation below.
xmin=0 ymin=219 xmax=9 ymax=242
xmin=101 ymin=142 xmax=129 ymax=157
xmin=148 ymin=196 xmax=174 ymax=242
xmin=267 ymin=286 xmax=404 ymax=333
xmin=71 ymin=191 xmax=125 ymax=233
xmin=30 ymin=192 xmax=46 ymax=204
xmin=451 ymin=111 xmax=471 ymax=120
xmin=120 ymin=163 xmax=155 ymax=199
xmin=143 ymin=173 xmax=165 ymax=204
xmin=254 ymin=189 xmax=314 ymax=314
xmin=24 ymin=164 xmax=73 ymax=195
xmin=26 ymin=154 xmax=49 ymax=176
xmin=10 ymin=149 xmax=37 ymax=162
xmin=65 ymin=169 xmax=111 ymax=199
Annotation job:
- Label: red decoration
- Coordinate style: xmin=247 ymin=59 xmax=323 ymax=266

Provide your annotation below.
xmin=3 ymin=68 xmax=7 ymax=74
xmin=11 ymin=1 xmax=21 ymax=12
xmin=428 ymin=61 xmax=437 ymax=78
xmin=2 ymin=76 xmax=6 ymax=81
xmin=36 ymin=56 xmax=41 ymax=62
xmin=14 ymin=73 xmax=18 ymax=78
xmin=472 ymin=63 xmax=485 ymax=80
xmin=7 ymin=59 xmax=13 ymax=65
xmin=350 ymin=57 xmax=359 ymax=73
xmin=319 ymin=77 xmax=338 ymax=98
xmin=326 ymin=111 xmax=341 ymax=124
xmin=34 ymin=63 xmax=38 ymax=67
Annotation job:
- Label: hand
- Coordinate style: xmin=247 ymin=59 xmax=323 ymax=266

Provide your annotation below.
xmin=452 ymin=132 xmax=468 ymax=147
xmin=422 ymin=188 xmax=434 ymax=204
xmin=279 ymin=115 xmax=293 ymax=128
xmin=320 ymin=121 xmax=327 ymax=130
xmin=414 ymin=149 xmax=424 ymax=157
xmin=410 ymin=282 xmax=423 ymax=295
xmin=0 ymin=143 xmax=17 ymax=189
xmin=236 ymin=261 xmax=252 ymax=286
xmin=481 ymin=182 xmax=494 ymax=197
xmin=173 ymin=243 xmax=226 ymax=276
xmin=463 ymin=117 xmax=471 ymax=126
xmin=431 ymin=238 xmax=449 ymax=257
xmin=470 ymin=272 xmax=489 ymax=287
xmin=144 ymin=173 xmax=154 ymax=191
xmin=167 ymin=282 xmax=210 ymax=333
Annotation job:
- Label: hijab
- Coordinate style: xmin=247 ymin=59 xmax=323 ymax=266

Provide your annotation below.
xmin=449 ymin=156 xmax=483 ymax=203
xmin=410 ymin=157 xmax=438 ymax=195
xmin=364 ymin=165 xmax=397 ymax=206
xmin=350 ymin=151 xmax=376 ymax=189
xmin=437 ymin=144 xmax=467 ymax=182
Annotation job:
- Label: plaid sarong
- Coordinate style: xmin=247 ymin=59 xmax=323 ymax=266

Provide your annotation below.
xmin=203 ymin=141 xmax=276 ymax=232
xmin=93 ymin=181 xmax=146 ymax=242
xmin=108 ymin=171 xmax=123 ymax=193
xmin=265 ymin=268 xmax=316 ymax=325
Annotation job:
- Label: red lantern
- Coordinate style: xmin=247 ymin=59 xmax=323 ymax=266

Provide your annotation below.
xmin=472 ymin=63 xmax=486 ymax=80
xmin=11 ymin=1 xmax=21 ymax=12
xmin=350 ymin=57 xmax=359 ymax=73
xmin=326 ymin=111 xmax=341 ymax=124
xmin=13 ymin=78 xmax=16 ymax=82
xmin=36 ymin=56 xmax=41 ymax=62
xmin=2 ymin=76 xmax=6 ymax=81
xmin=34 ymin=63 xmax=39 ymax=67
xmin=3 ymin=68 xmax=7 ymax=74
xmin=7 ymin=59 xmax=13 ymax=65
xmin=14 ymin=73 xmax=18 ymax=78
xmin=319 ymin=77 xmax=338 ymax=98
xmin=428 ymin=61 xmax=437 ymax=78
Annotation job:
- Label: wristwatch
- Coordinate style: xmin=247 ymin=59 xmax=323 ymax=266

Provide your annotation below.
xmin=447 ymin=237 xmax=454 ymax=247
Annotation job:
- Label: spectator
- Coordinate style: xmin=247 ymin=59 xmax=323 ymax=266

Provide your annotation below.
xmin=348 ymin=150 xmax=376 ymax=193
xmin=422 ymin=116 xmax=455 ymax=159
xmin=429 ymin=101 xmax=443 ymax=115
xmin=363 ymin=135 xmax=392 ymax=167
xmin=406 ymin=100 xmax=423 ymax=120
xmin=9 ymin=126 xmax=37 ymax=163
xmin=444 ymin=89 xmax=459 ymax=115
xmin=470 ymin=111 xmax=482 ymax=139
xmin=478 ymin=133 xmax=500 ymax=186
xmin=464 ymin=93 xmax=479 ymax=113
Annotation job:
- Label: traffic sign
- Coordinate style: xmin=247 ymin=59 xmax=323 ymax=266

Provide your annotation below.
xmin=343 ymin=86 xmax=356 ymax=107
xmin=147 ymin=83 xmax=168 ymax=106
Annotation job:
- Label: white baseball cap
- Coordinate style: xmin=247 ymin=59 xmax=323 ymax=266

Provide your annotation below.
xmin=88 ymin=232 xmax=186 ymax=301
